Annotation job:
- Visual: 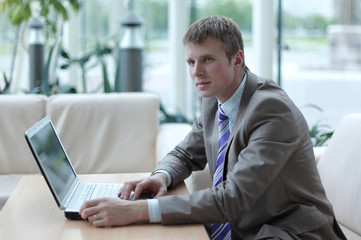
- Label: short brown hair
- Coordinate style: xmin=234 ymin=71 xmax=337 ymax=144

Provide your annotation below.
xmin=183 ymin=16 xmax=246 ymax=69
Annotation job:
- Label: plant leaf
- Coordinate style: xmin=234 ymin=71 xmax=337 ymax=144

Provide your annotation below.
xmin=60 ymin=49 xmax=71 ymax=59
xmin=303 ymin=103 xmax=323 ymax=112
xmin=0 ymin=2 xmax=6 ymax=13
xmin=60 ymin=64 xmax=70 ymax=70
xmin=50 ymin=0 xmax=69 ymax=20
xmin=100 ymin=58 xmax=110 ymax=92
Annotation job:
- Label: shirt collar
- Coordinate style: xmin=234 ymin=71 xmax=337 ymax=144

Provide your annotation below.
xmin=219 ymin=73 xmax=247 ymax=130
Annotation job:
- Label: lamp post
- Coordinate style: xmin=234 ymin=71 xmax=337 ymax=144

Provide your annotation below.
xmin=28 ymin=18 xmax=45 ymax=91
xmin=116 ymin=1 xmax=144 ymax=92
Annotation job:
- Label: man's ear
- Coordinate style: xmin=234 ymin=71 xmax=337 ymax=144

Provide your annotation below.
xmin=234 ymin=50 xmax=244 ymax=68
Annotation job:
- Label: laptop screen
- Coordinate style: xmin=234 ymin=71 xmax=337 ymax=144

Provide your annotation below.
xmin=26 ymin=117 xmax=76 ymax=202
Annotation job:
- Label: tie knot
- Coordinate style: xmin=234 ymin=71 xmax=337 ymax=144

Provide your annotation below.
xmin=218 ymin=107 xmax=228 ymax=122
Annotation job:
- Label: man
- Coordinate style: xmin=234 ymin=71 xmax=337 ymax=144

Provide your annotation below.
xmin=80 ymin=16 xmax=346 ymax=240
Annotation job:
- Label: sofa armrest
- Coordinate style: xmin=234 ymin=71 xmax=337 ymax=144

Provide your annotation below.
xmin=156 ymin=123 xmax=212 ymax=192
xmin=155 ymin=123 xmax=192 ymax=163
xmin=184 ymin=164 xmax=212 ymax=193
xmin=313 ymin=146 xmax=327 ymax=164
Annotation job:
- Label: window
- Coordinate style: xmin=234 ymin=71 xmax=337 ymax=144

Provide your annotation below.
xmin=0 ymin=11 xmax=19 ymax=91
xmin=280 ymin=0 xmax=361 ymax=131
xmin=1 ymin=0 xmax=360 ymax=134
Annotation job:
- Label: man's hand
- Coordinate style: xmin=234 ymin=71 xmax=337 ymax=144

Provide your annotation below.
xmin=80 ymin=173 xmax=168 ymax=228
xmin=79 ymin=198 xmax=149 ymax=227
xmin=118 ymin=173 xmax=168 ymax=200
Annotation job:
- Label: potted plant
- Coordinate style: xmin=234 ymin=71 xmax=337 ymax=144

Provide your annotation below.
xmin=0 ymin=0 xmax=81 ymax=94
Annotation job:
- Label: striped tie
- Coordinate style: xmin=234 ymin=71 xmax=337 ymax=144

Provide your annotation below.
xmin=211 ymin=107 xmax=231 ymax=240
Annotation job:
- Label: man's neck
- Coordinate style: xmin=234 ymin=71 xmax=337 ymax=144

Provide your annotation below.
xmin=218 ymin=70 xmax=246 ymax=104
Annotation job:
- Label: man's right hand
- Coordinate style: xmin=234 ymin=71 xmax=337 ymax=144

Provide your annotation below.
xmin=118 ymin=173 xmax=168 ymax=200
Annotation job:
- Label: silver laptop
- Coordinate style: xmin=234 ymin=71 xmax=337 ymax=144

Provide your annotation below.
xmin=24 ymin=116 xmax=122 ymax=220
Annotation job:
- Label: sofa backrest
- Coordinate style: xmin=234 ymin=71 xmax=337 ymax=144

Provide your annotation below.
xmin=47 ymin=93 xmax=159 ymax=174
xmin=317 ymin=113 xmax=361 ymax=236
xmin=0 ymin=94 xmax=47 ymax=174
xmin=0 ymin=93 xmax=159 ymax=175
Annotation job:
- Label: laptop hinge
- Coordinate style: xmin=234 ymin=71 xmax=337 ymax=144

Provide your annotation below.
xmin=62 ymin=179 xmax=80 ymax=210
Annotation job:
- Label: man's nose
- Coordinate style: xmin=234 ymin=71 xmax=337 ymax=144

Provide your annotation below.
xmin=193 ymin=63 xmax=204 ymax=77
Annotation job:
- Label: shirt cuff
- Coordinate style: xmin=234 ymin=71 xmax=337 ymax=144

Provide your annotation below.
xmin=147 ymin=199 xmax=162 ymax=223
xmin=151 ymin=169 xmax=172 ymax=188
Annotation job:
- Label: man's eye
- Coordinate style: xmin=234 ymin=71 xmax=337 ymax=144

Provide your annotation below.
xmin=187 ymin=60 xmax=195 ymax=65
xmin=204 ymin=58 xmax=213 ymax=63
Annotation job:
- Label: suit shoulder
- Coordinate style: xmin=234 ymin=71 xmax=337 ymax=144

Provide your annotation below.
xmin=245 ymin=77 xmax=303 ymax=124
xmin=253 ymin=80 xmax=292 ymax=108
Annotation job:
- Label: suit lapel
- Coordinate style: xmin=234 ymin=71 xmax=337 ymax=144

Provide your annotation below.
xmin=201 ymin=97 xmax=219 ymax=175
xmin=223 ymin=71 xmax=259 ymax=177
xmin=227 ymin=71 xmax=259 ymax=145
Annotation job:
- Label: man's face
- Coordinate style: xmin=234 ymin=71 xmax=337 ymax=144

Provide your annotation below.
xmin=185 ymin=37 xmax=243 ymax=103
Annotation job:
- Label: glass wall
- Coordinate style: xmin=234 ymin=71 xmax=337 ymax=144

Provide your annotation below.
xmin=280 ymin=0 xmax=361 ymax=131
xmin=1 ymin=0 xmax=360 ymax=135
xmin=0 ymin=10 xmax=19 ymax=91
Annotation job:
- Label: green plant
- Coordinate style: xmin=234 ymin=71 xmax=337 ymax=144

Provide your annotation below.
xmin=60 ymin=41 xmax=114 ymax=93
xmin=159 ymin=102 xmax=192 ymax=124
xmin=94 ymin=42 xmax=113 ymax=93
xmin=304 ymin=104 xmax=334 ymax=147
xmin=309 ymin=121 xmax=334 ymax=147
xmin=60 ymin=48 xmax=92 ymax=93
xmin=0 ymin=72 xmax=11 ymax=94
xmin=0 ymin=0 xmax=81 ymax=94
xmin=0 ymin=0 xmax=80 ymax=38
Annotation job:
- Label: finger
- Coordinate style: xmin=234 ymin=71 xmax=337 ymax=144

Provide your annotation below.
xmin=153 ymin=187 xmax=167 ymax=198
xmin=120 ymin=182 xmax=136 ymax=200
xmin=152 ymin=182 xmax=168 ymax=198
xmin=93 ymin=218 xmax=108 ymax=228
xmin=118 ymin=182 xmax=131 ymax=196
xmin=132 ymin=179 xmax=154 ymax=200
xmin=92 ymin=216 xmax=116 ymax=228
xmin=80 ymin=199 xmax=103 ymax=219
xmin=120 ymin=179 xmax=145 ymax=199
xmin=119 ymin=182 xmax=132 ymax=199
xmin=117 ymin=184 xmax=125 ymax=197
xmin=80 ymin=206 xmax=98 ymax=220
xmin=88 ymin=213 xmax=99 ymax=223
xmin=90 ymin=211 xmax=115 ymax=228
xmin=80 ymin=199 xmax=98 ymax=214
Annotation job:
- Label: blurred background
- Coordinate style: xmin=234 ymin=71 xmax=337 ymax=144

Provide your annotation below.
xmin=0 ymin=0 xmax=360 ymax=140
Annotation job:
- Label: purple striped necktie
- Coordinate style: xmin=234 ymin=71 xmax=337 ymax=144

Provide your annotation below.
xmin=211 ymin=107 xmax=231 ymax=240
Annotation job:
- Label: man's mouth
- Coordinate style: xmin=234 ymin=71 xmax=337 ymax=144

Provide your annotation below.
xmin=196 ymin=81 xmax=211 ymax=90
xmin=196 ymin=81 xmax=210 ymax=86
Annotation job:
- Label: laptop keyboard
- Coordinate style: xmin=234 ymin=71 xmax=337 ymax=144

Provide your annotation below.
xmin=67 ymin=183 xmax=122 ymax=211
xmin=67 ymin=182 xmax=154 ymax=212
xmin=80 ymin=183 xmax=121 ymax=203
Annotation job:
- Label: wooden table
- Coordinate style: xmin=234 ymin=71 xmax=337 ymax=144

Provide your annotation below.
xmin=0 ymin=173 xmax=209 ymax=240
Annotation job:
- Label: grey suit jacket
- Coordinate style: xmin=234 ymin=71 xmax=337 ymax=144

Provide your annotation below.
xmin=154 ymin=71 xmax=343 ymax=239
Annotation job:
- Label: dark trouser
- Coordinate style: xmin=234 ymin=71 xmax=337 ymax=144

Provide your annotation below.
xmin=254 ymin=219 xmax=346 ymax=240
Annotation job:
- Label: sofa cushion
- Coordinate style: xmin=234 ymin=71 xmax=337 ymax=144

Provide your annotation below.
xmin=0 ymin=95 xmax=46 ymax=174
xmin=340 ymin=224 xmax=361 ymax=240
xmin=46 ymin=93 xmax=159 ymax=174
xmin=317 ymin=113 xmax=361 ymax=237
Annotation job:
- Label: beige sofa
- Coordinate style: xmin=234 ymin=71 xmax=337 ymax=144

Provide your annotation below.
xmin=1 ymin=93 xmax=360 ymax=239
xmin=316 ymin=113 xmax=361 ymax=239
xmin=0 ymin=93 xmax=192 ymax=210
